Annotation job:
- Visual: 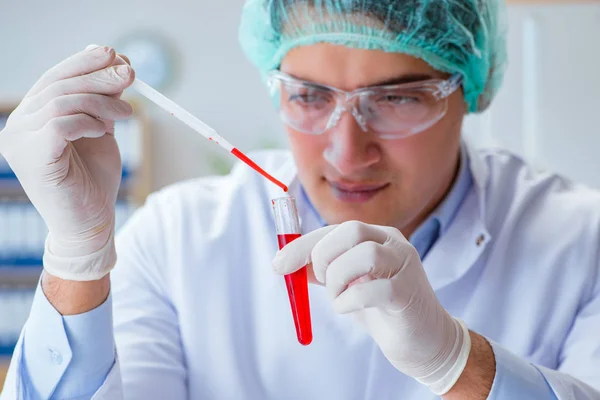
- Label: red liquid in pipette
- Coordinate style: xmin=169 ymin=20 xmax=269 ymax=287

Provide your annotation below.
xmin=231 ymin=148 xmax=288 ymax=192
xmin=277 ymin=233 xmax=313 ymax=346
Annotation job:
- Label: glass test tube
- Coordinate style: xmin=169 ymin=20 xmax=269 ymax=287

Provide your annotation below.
xmin=272 ymin=196 xmax=313 ymax=346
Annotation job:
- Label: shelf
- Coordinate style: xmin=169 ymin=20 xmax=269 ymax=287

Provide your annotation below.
xmin=0 ymin=256 xmax=43 ymax=287
xmin=0 ymin=346 xmax=15 ymax=357
xmin=0 ymin=168 xmax=134 ymax=182
xmin=0 ymin=257 xmax=42 ymax=267
xmin=0 ymin=268 xmax=41 ymax=287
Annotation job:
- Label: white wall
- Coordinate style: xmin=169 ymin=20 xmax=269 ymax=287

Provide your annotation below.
xmin=2 ymin=1 xmax=600 ymax=190
xmin=0 ymin=0 xmax=284 ymax=190
xmin=464 ymin=3 xmax=600 ymax=189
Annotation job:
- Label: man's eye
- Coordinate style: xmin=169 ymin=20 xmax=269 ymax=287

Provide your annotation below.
xmin=289 ymin=94 xmax=329 ymax=104
xmin=378 ymin=95 xmax=420 ymax=105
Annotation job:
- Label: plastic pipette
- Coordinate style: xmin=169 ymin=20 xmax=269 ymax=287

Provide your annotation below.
xmin=130 ymin=78 xmax=288 ymax=193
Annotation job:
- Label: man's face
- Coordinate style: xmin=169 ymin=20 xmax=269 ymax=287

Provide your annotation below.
xmin=280 ymin=43 xmax=466 ymax=236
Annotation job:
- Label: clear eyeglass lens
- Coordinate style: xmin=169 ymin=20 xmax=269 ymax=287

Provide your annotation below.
xmin=276 ymin=77 xmax=451 ymax=137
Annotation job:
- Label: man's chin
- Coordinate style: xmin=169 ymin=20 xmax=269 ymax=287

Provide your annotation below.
xmin=309 ymin=188 xmax=398 ymax=226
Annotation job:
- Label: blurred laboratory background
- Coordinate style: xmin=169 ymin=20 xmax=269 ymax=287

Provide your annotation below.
xmin=1 ymin=0 xmax=599 ymax=390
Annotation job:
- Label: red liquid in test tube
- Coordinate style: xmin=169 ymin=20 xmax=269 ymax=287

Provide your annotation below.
xmin=272 ymin=197 xmax=313 ymax=346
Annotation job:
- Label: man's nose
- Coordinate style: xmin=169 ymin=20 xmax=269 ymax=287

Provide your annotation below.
xmin=323 ymin=113 xmax=381 ymax=176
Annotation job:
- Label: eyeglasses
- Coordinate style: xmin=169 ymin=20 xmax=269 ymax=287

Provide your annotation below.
xmin=267 ymin=71 xmax=463 ymax=139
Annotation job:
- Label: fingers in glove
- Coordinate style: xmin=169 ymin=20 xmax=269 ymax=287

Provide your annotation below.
xmin=311 ymin=221 xmax=396 ymax=283
xmin=28 ymin=94 xmax=132 ymax=131
xmin=115 ymin=53 xmax=131 ymax=66
xmin=41 ymin=114 xmax=108 ymax=160
xmin=324 ymin=240 xmax=387 ymax=299
xmin=272 ymin=225 xmax=337 ymax=275
xmin=333 ymin=279 xmax=395 ymax=314
xmin=110 ymin=53 xmax=132 ymax=100
xmin=25 ymin=64 xmax=135 ymax=114
xmin=46 ymin=114 xmax=107 ymax=139
xmin=26 ymin=45 xmax=117 ymax=98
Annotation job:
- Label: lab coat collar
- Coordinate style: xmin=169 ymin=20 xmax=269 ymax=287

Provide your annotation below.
xmin=421 ymin=187 xmax=491 ymax=291
xmin=464 ymin=138 xmax=490 ymax=220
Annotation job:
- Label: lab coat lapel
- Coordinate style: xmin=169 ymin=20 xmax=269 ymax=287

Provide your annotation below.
xmin=466 ymin=139 xmax=490 ymax=203
xmin=422 ymin=140 xmax=492 ymax=292
xmin=421 ymin=189 xmax=490 ymax=291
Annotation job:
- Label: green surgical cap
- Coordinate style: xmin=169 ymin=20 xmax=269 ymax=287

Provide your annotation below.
xmin=238 ymin=0 xmax=508 ymax=113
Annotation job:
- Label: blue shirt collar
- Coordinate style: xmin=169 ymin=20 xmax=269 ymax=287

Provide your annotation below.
xmin=300 ymin=184 xmax=326 ymax=228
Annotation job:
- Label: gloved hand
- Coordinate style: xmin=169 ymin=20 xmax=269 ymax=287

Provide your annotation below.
xmin=272 ymin=221 xmax=471 ymax=395
xmin=0 ymin=45 xmax=135 ymax=281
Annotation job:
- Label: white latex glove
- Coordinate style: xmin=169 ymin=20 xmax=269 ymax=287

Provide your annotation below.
xmin=0 ymin=45 xmax=134 ymax=281
xmin=272 ymin=221 xmax=471 ymax=395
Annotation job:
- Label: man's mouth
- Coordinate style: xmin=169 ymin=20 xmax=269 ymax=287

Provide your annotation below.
xmin=327 ymin=180 xmax=389 ymax=203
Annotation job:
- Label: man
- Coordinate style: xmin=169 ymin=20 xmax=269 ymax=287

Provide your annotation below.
xmin=1 ymin=0 xmax=599 ymax=399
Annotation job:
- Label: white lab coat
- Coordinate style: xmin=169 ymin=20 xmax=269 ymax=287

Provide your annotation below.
xmin=3 ymin=143 xmax=600 ymax=399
